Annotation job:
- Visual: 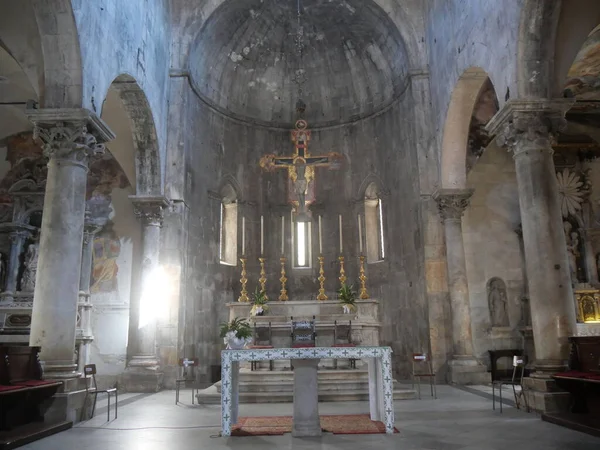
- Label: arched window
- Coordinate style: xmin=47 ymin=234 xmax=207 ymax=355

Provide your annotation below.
xmin=364 ymin=183 xmax=385 ymax=263
xmin=219 ymin=184 xmax=238 ymax=266
xmin=292 ymin=211 xmax=312 ymax=269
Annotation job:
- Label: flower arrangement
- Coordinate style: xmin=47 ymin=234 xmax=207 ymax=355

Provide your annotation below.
xmin=219 ymin=317 xmax=253 ymax=349
xmin=338 ymin=283 xmax=357 ymax=314
xmin=250 ymin=288 xmax=269 ymax=316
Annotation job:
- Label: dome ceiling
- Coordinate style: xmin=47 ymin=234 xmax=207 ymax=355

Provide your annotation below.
xmin=189 ymin=0 xmax=409 ymax=128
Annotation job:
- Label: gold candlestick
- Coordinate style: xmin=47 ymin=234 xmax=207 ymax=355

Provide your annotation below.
xmin=359 ymin=255 xmax=370 ymax=299
xmin=258 ymin=257 xmax=268 ymax=300
xmin=279 ymin=257 xmax=288 ymax=301
xmin=238 ymin=257 xmax=249 ymax=302
xmin=338 ymin=255 xmax=347 ymax=286
xmin=317 ymin=255 xmax=328 ymax=301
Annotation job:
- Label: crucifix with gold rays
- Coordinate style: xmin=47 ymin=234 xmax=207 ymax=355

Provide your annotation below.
xmin=259 ymin=119 xmax=344 ymax=219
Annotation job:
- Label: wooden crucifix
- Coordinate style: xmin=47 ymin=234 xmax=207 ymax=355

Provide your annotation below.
xmin=259 ymin=119 xmax=343 ymax=217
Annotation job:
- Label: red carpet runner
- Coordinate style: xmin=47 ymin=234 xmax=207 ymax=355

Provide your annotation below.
xmin=231 ymin=414 xmax=399 ymax=436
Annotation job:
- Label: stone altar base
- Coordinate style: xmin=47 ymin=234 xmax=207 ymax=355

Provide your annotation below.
xmin=523 ymin=375 xmax=571 ymax=414
xmin=196 ymin=368 xmax=416 ymax=404
xmin=292 ymin=359 xmax=321 ymax=437
xmin=448 ymin=357 xmax=491 ymax=385
xmin=120 ymin=357 xmax=164 ymax=393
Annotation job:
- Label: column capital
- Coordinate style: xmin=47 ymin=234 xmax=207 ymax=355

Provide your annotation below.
xmin=26 ymin=109 xmax=115 ymax=167
xmin=129 ymin=195 xmax=170 ymax=227
xmin=485 ymin=99 xmax=575 ymax=157
xmin=433 ymin=189 xmax=474 ymax=221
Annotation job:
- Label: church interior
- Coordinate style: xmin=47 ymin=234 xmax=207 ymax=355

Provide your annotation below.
xmin=0 ymin=0 xmax=599 ymax=448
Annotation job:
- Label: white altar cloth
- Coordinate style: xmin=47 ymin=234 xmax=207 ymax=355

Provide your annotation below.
xmin=220 ymin=346 xmax=395 ymax=436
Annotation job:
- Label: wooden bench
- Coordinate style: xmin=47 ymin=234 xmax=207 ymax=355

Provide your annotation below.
xmin=0 ymin=345 xmax=62 ymax=432
xmin=552 ymin=336 xmax=600 ymax=414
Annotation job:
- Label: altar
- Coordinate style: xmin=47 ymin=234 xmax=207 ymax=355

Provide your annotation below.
xmin=220 ymin=346 xmax=395 ymax=437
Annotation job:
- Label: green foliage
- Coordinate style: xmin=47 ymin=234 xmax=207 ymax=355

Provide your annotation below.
xmin=338 ymin=283 xmax=357 ymax=305
xmin=252 ymin=288 xmax=269 ymax=306
xmin=219 ymin=317 xmax=252 ymax=340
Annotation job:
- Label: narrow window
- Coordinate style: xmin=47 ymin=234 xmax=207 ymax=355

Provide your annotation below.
xmin=219 ymin=185 xmax=238 ymax=266
xmin=293 ymin=220 xmax=311 ymax=269
xmin=365 ymin=183 xmax=385 ymax=263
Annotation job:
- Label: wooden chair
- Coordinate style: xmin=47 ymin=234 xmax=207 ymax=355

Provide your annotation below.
xmin=175 ymin=358 xmax=199 ymax=405
xmin=81 ymin=364 xmax=117 ymax=421
xmin=492 ymin=355 xmax=528 ymax=413
xmin=248 ymin=322 xmax=274 ymax=371
xmin=332 ymin=320 xmax=356 ymax=369
xmin=412 ymin=353 xmax=436 ymax=399
xmin=290 ymin=316 xmax=316 ymax=370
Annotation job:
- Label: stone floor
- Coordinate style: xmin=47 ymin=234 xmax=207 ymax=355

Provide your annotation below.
xmin=22 ymin=385 xmax=599 ymax=450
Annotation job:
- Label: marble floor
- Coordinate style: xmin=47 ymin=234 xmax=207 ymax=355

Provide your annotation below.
xmin=22 ymin=385 xmax=599 ymax=450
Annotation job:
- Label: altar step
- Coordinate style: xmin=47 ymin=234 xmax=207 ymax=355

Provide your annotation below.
xmin=195 ymin=369 xmax=417 ymax=404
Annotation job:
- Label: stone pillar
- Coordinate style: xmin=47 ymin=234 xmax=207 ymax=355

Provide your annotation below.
xmin=487 ymin=100 xmax=577 ymax=373
xmin=26 ymin=109 xmax=114 ymax=380
xmin=121 ymin=196 xmax=169 ymax=392
xmin=433 ymin=189 xmax=489 ymax=384
xmin=292 ymin=359 xmax=321 ymax=437
xmin=0 ymin=225 xmax=34 ymax=300
xmin=486 ymin=100 xmax=576 ymax=412
xmin=76 ymin=212 xmax=106 ymax=372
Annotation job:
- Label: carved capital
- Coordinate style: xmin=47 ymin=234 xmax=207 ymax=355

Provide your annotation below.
xmin=129 ymin=196 xmax=170 ymax=227
xmin=485 ymin=99 xmax=574 ymax=158
xmin=26 ymin=109 xmax=115 ymax=168
xmin=433 ymin=189 xmax=474 ymax=222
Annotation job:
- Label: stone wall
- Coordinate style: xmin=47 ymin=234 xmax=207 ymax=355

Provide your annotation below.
xmin=426 ymin=0 xmax=522 ymax=151
xmin=72 ymin=0 xmax=171 ymax=184
xmin=175 ymin=75 xmax=428 ymax=381
xmin=463 ymin=143 xmax=525 ymax=364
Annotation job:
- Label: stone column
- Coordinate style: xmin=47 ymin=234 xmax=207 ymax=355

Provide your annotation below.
xmin=292 ymin=359 xmax=321 ymax=437
xmin=121 ymin=195 xmax=169 ymax=392
xmin=433 ymin=189 xmax=489 ymax=384
xmin=76 ymin=212 xmax=106 ymax=372
xmin=0 ymin=225 xmax=34 ymax=300
xmin=486 ymin=100 xmax=577 ymax=374
xmin=26 ymin=109 xmax=114 ymax=380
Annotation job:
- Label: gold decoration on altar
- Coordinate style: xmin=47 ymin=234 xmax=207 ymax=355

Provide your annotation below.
xmin=259 ymin=257 xmax=268 ymax=300
xmin=317 ymin=256 xmax=328 ymax=301
xmin=279 ymin=257 xmax=288 ymax=301
xmin=575 ymin=288 xmax=600 ymax=323
xmin=358 ymin=255 xmax=370 ymax=299
xmin=238 ymin=257 xmax=249 ymax=302
xmin=338 ymin=256 xmax=347 ymax=286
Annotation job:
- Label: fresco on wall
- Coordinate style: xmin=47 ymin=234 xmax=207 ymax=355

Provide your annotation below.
xmin=564 ymin=25 xmax=600 ymax=99
xmin=91 ymin=222 xmax=121 ymax=294
xmin=0 ymin=133 xmax=46 ymax=204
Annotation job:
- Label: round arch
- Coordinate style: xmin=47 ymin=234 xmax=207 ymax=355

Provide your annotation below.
xmin=101 ymin=74 xmax=162 ymax=196
xmin=440 ymin=67 xmax=495 ymax=189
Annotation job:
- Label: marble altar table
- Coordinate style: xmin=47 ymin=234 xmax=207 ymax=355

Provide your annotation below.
xmin=220 ymin=346 xmax=395 ymax=437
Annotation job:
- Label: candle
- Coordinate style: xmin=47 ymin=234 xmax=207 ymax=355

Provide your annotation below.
xmin=260 ymin=215 xmax=264 ymax=255
xmin=318 ymin=215 xmax=323 ymax=255
xmin=281 ymin=216 xmax=285 ymax=255
xmin=358 ymin=214 xmax=363 ymax=254
xmin=339 ymin=214 xmax=343 ymax=254
xmin=242 ymin=216 xmax=246 ymax=255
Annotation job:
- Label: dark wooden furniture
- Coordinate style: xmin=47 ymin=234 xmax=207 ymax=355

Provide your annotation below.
xmin=0 ymin=345 xmax=66 ymax=448
xmin=81 ymin=364 xmax=117 ymax=422
xmin=290 ymin=316 xmax=316 ymax=370
xmin=411 ymin=353 xmax=436 ymax=399
xmin=175 ymin=358 xmax=199 ymax=405
xmin=492 ymin=355 xmax=528 ymax=413
xmin=488 ymin=349 xmax=523 ymax=382
xmin=248 ymin=322 xmax=274 ymax=371
xmin=332 ymin=320 xmax=356 ymax=369
xmin=552 ymin=337 xmax=600 ymax=414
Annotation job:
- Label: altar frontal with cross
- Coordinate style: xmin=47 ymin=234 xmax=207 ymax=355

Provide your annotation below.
xmin=259 ymin=119 xmax=343 ymax=215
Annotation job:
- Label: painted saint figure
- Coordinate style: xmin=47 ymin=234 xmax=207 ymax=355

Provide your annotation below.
xmin=487 ymin=277 xmax=510 ymax=327
xmin=21 ymin=242 xmax=39 ymax=292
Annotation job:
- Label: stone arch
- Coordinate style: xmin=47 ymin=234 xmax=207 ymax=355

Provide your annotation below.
xmin=440 ymin=67 xmax=496 ymax=189
xmin=517 ymin=0 xmax=600 ymax=98
xmin=219 ymin=174 xmax=242 ymax=204
xmin=101 ymin=74 xmax=162 ymax=196
xmin=356 ymin=173 xmax=385 ymax=201
xmin=31 ymin=0 xmax=83 ymax=107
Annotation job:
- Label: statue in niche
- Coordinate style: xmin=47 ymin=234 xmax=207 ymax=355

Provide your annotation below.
xmin=564 ymin=221 xmax=580 ymax=283
xmin=21 ymin=242 xmax=39 ymax=292
xmin=487 ymin=278 xmax=510 ymax=327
